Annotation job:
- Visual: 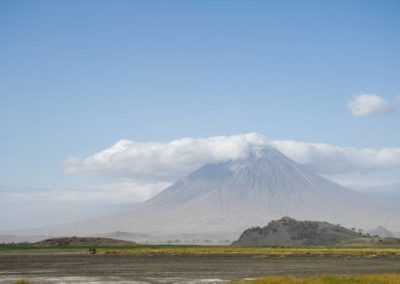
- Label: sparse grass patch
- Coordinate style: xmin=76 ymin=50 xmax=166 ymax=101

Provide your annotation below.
xmin=97 ymin=245 xmax=400 ymax=257
xmin=235 ymin=274 xmax=400 ymax=284
xmin=1 ymin=244 xmax=400 ymax=257
xmin=14 ymin=280 xmax=31 ymax=284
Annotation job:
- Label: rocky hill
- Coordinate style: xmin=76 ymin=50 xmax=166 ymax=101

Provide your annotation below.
xmin=232 ymin=217 xmax=364 ymax=246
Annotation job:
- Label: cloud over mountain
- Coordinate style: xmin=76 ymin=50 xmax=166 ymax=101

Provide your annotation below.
xmin=65 ymin=133 xmax=400 ymax=182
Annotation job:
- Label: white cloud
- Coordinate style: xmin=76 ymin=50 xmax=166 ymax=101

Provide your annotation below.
xmin=397 ymin=96 xmax=400 ymax=105
xmin=65 ymin=133 xmax=267 ymax=182
xmin=270 ymin=140 xmax=400 ymax=175
xmin=65 ymin=133 xmax=400 ymax=182
xmin=327 ymin=178 xmax=400 ymax=192
xmin=347 ymin=94 xmax=394 ymax=117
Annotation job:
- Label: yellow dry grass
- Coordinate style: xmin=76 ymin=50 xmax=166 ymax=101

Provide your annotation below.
xmin=2 ymin=245 xmax=400 ymax=257
xmin=99 ymin=245 xmax=400 ymax=257
xmin=236 ymin=274 xmax=400 ymax=284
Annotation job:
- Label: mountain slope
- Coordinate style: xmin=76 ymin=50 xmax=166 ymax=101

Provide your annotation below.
xmin=9 ymin=147 xmax=400 ymax=243
xmin=368 ymin=226 xmax=398 ymax=238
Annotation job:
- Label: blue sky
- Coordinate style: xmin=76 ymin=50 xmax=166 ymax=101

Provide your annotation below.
xmin=0 ymin=1 xmax=400 ymax=229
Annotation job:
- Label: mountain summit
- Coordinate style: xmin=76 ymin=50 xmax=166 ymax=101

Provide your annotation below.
xmin=12 ymin=147 xmax=400 ymax=243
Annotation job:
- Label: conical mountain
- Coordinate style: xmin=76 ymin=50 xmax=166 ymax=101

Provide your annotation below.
xmin=12 ymin=147 xmax=400 ymax=242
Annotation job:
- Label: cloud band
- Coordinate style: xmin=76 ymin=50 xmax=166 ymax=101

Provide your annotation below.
xmin=65 ymin=133 xmax=400 ymax=182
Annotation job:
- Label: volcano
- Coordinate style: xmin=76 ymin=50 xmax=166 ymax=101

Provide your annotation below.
xmin=11 ymin=147 xmax=400 ymax=243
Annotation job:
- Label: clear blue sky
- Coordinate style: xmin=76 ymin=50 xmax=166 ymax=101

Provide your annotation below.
xmin=0 ymin=0 xmax=399 ymax=190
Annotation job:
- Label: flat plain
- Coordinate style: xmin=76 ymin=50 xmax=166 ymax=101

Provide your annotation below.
xmin=1 ymin=246 xmax=400 ymax=283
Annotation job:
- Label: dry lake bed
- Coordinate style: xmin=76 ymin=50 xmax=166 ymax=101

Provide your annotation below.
xmin=1 ymin=253 xmax=400 ymax=283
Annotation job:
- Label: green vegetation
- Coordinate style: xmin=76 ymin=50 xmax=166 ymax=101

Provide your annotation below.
xmin=13 ymin=280 xmax=31 ymax=284
xmin=101 ymin=246 xmax=400 ymax=257
xmin=1 ymin=244 xmax=400 ymax=257
xmin=235 ymin=274 xmax=400 ymax=284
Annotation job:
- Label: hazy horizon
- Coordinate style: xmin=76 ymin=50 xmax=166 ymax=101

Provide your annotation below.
xmin=1 ymin=0 xmax=400 ymax=231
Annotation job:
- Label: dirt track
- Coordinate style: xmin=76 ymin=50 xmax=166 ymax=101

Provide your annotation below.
xmin=1 ymin=253 xmax=400 ymax=283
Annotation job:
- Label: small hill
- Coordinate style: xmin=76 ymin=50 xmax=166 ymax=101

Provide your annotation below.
xmin=34 ymin=236 xmax=136 ymax=247
xmin=98 ymin=231 xmax=150 ymax=241
xmin=368 ymin=226 xmax=398 ymax=238
xmin=232 ymin=217 xmax=363 ymax=246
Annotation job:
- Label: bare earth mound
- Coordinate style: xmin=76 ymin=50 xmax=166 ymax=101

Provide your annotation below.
xmin=35 ymin=236 xmax=136 ymax=246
